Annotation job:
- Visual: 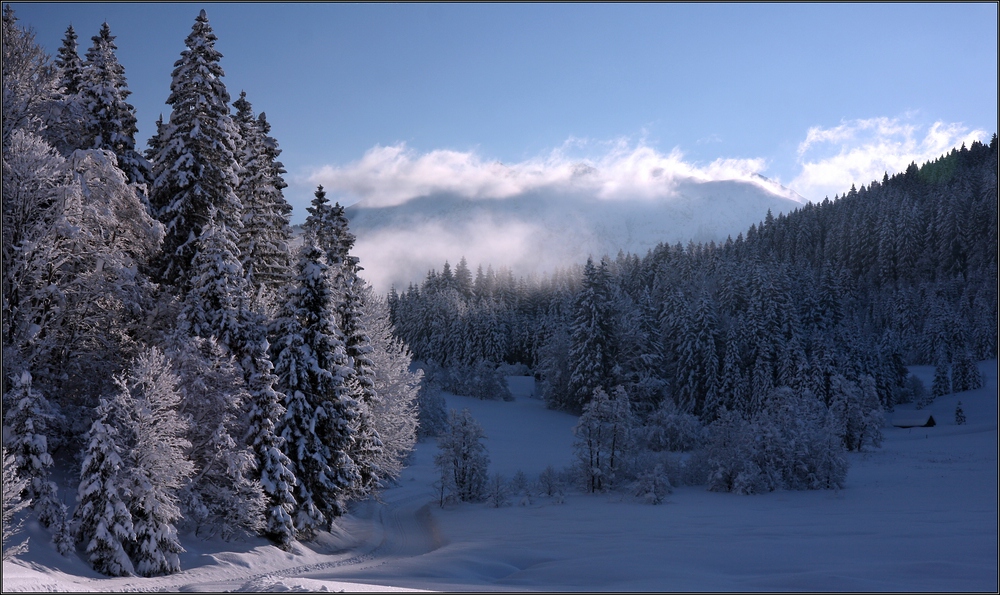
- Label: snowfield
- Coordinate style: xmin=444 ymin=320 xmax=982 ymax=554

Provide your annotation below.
xmin=4 ymin=362 xmax=997 ymax=592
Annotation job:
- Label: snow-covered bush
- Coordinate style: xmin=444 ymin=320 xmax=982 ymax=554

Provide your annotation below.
xmin=434 ymin=408 xmax=490 ymax=503
xmin=701 ymin=389 xmax=848 ymax=495
xmin=537 ymin=465 xmax=563 ymax=497
xmin=955 ymin=401 xmax=966 ymax=425
xmin=631 ymin=463 xmax=672 ymax=505
xmin=509 ymin=470 xmax=533 ymax=505
xmin=486 ymin=473 xmax=509 ymax=508
xmin=642 ymin=397 xmax=704 ymax=452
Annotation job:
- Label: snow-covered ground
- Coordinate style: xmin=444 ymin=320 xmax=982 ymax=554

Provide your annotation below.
xmin=4 ymin=362 xmax=997 ymax=592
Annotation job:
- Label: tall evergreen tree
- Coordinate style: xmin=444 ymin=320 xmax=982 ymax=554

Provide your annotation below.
xmin=675 ymin=291 xmax=720 ymax=418
xmin=271 ymin=241 xmax=360 ymax=536
xmin=149 ymin=9 xmax=242 ymax=292
xmin=74 ymin=397 xmax=135 ymax=577
xmin=341 ymin=257 xmax=384 ymax=501
xmin=54 ymin=25 xmax=83 ymax=96
xmin=565 ymin=258 xmax=613 ymax=412
xmin=931 ymin=347 xmax=951 ymax=399
xmin=79 ymin=22 xmax=148 ymax=189
xmin=232 ymin=91 xmax=292 ymax=295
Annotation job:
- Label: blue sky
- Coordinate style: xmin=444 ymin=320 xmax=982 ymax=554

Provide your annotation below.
xmin=10 ymin=2 xmax=998 ymax=222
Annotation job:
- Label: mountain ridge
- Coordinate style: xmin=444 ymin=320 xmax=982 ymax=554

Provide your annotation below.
xmin=344 ymin=177 xmax=805 ymax=291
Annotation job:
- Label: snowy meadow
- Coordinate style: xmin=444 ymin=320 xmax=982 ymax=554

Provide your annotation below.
xmin=4 ymin=361 xmax=997 ymax=592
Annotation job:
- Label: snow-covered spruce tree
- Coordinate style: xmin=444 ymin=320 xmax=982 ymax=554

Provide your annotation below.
xmin=2 ymin=370 xmax=62 ymax=528
xmin=360 ymin=282 xmax=421 ymax=482
xmin=149 ymin=9 xmax=242 ymax=292
xmin=674 ymin=291 xmax=720 ymax=418
xmin=955 ymin=401 xmax=966 ymax=425
xmin=231 ymin=300 xmax=299 ymax=549
xmin=271 ymin=241 xmax=360 ymax=537
xmin=78 ymin=22 xmax=148 ymax=190
xmin=573 ymin=386 xmax=634 ymax=493
xmin=54 ymin=25 xmax=83 ymax=96
xmin=303 ymin=185 xmax=353 ymax=269
xmin=74 ymin=397 xmax=135 ymax=577
xmin=51 ymin=502 xmax=74 ymax=556
xmin=303 ymin=191 xmax=384 ymax=501
xmin=951 ymin=348 xmax=982 ymax=393
xmin=46 ymin=24 xmax=90 ymax=154
xmin=232 ymin=91 xmax=292 ymax=296
xmin=2 ymin=446 xmax=31 ymax=561
xmin=161 ymin=99 xmax=298 ymax=549
xmin=435 ymin=408 xmax=490 ymax=503
xmin=168 ymin=334 xmax=266 ymax=540
xmin=178 ymin=210 xmax=246 ymax=347
xmin=111 ymin=347 xmax=194 ymax=577
xmin=565 ymin=257 xmax=613 ymax=412
xmin=242 ymin=362 xmax=297 ymax=549
xmin=301 ymin=185 xmax=335 ymax=261
xmin=930 ymin=348 xmax=951 ymax=401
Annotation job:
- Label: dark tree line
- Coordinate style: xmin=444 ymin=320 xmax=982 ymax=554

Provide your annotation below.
xmin=392 ymin=136 xmax=996 ymax=441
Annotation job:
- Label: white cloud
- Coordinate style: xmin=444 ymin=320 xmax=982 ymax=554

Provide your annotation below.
xmin=791 ymin=117 xmax=987 ymax=201
xmin=306 ymin=139 xmax=774 ymax=208
xmin=352 ymin=214 xmax=581 ymax=293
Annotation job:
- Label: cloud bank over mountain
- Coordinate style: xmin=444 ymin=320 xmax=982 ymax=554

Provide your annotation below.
xmin=344 ymin=179 xmax=804 ymax=292
xmin=308 ymin=139 xmax=800 ymax=208
xmin=297 ymin=119 xmax=985 ymax=292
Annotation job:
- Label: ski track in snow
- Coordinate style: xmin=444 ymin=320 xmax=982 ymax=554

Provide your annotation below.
xmin=2 ymin=364 xmax=997 ymax=592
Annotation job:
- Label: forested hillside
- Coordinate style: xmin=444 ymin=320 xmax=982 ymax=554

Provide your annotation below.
xmin=391 ymin=138 xmax=997 ymax=475
xmin=2 ymin=8 xmax=421 ymax=573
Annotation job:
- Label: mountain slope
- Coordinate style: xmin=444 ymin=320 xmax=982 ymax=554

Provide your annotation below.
xmin=346 ymin=177 xmax=804 ymax=291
